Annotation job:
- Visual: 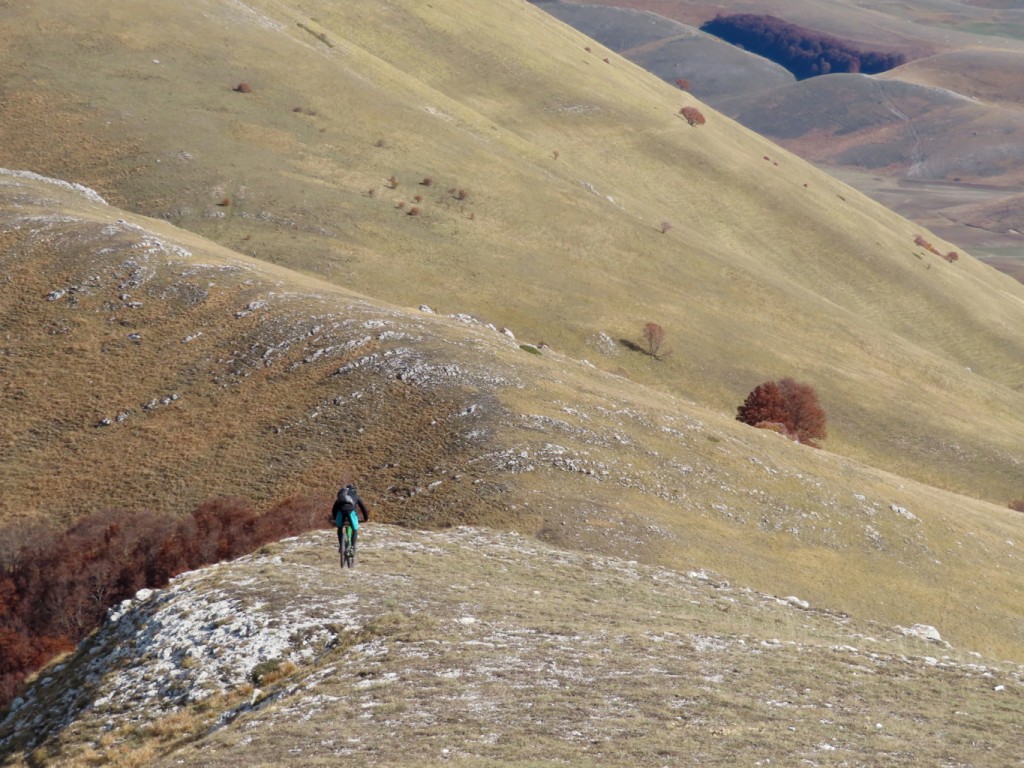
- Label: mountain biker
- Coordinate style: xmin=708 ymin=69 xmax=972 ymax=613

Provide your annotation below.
xmin=332 ymin=483 xmax=369 ymax=555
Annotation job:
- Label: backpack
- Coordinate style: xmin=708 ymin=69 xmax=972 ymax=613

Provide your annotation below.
xmin=332 ymin=486 xmax=357 ymax=527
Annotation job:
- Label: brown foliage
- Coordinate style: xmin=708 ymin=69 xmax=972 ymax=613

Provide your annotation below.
xmin=680 ymin=106 xmax=706 ymax=126
xmin=233 ymin=83 xmax=252 ymax=93
xmin=1010 ymin=499 xmax=1024 ymax=513
xmin=0 ymin=494 xmax=331 ymax=709
xmin=737 ymin=378 xmax=827 ymax=446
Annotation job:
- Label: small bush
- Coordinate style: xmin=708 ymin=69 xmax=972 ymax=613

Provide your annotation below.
xmin=1009 ymin=499 xmax=1024 ymax=513
xmin=407 ymin=206 xmax=420 ymax=216
xmin=676 ymin=78 xmax=691 ymax=90
xmin=250 ymin=658 xmax=297 ymax=685
xmin=420 ymin=177 xmax=434 ymax=186
xmin=233 ymin=83 xmax=252 ymax=93
xmin=737 ymin=378 xmax=826 ymax=447
xmin=387 ymin=175 xmax=399 ymax=189
xmin=659 ymin=221 xmax=673 ymax=234
xmin=945 ymin=251 xmax=959 ymax=263
xmin=680 ymin=106 xmax=706 ymax=126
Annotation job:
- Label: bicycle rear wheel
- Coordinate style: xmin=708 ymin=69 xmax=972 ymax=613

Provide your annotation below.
xmin=340 ymin=525 xmax=355 ymax=569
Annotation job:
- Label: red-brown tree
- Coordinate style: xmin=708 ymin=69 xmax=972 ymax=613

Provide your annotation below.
xmin=737 ymin=377 xmax=827 ymax=446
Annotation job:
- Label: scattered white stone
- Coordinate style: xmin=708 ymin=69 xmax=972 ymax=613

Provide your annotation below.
xmin=785 ymin=596 xmax=810 ymax=610
xmin=458 ymin=616 xmax=477 ymax=626
xmin=995 ymin=685 xmax=1006 ymax=692
xmin=500 ymin=327 xmax=515 ymax=340
xmin=891 ymin=504 xmax=918 ymax=521
xmin=900 ymin=624 xmax=943 ymax=643
xmin=419 ymin=304 xmax=435 ymax=314
xmin=0 ymin=167 xmax=108 ymax=205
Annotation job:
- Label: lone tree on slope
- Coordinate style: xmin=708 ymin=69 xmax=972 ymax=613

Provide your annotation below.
xmin=736 ymin=377 xmax=827 ymax=447
xmin=642 ymin=322 xmax=667 ymax=359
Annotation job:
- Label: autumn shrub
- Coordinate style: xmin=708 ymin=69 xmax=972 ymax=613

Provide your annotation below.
xmin=680 ymin=106 xmax=706 ymax=126
xmin=914 ymin=234 xmax=942 ymax=257
xmin=736 ymin=377 xmax=827 ymax=446
xmin=0 ymin=495 xmax=330 ymax=710
xmin=1009 ymin=499 xmax=1024 ymax=513
xmin=233 ymin=83 xmax=252 ymax=93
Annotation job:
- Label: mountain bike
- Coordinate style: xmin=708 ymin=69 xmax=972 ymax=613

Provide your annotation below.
xmin=339 ymin=523 xmax=356 ymax=569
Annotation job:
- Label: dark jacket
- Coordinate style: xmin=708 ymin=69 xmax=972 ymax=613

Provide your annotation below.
xmin=332 ymin=486 xmax=369 ymax=524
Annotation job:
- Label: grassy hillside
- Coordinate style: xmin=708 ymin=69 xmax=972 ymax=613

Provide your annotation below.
xmin=3 ymin=171 xmax=1024 ymax=669
xmin=3 ymin=0 xmax=1024 ymax=511
xmin=3 ymin=526 xmax=1023 ymax=767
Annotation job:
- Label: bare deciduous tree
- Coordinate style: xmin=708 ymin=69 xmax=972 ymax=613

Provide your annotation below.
xmin=642 ymin=322 xmax=667 ymax=359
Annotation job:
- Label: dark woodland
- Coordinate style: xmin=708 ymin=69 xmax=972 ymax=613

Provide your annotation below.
xmin=701 ymin=14 xmax=907 ymax=80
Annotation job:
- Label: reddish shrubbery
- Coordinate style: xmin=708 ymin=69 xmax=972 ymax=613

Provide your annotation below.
xmin=0 ymin=496 xmax=328 ymax=708
xmin=736 ymin=378 xmax=827 ymax=447
xmin=680 ymin=106 xmax=706 ymax=126
xmin=914 ymin=235 xmax=960 ymax=263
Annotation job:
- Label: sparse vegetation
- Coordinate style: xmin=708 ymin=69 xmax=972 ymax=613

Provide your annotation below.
xmin=914 ymin=234 xmax=958 ymax=263
xmin=736 ymin=378 xmax=827 ymax=446
xmin=250 ymin=658 xmax=298 ymax=685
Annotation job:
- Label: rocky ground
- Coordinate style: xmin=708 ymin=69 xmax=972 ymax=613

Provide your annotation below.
xmin=4 ymin=525 xmax=1022 ymax=767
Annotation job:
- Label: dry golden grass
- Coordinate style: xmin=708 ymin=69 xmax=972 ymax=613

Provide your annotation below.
xmin=2 ymin=3 xmax=1024 ymax=749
